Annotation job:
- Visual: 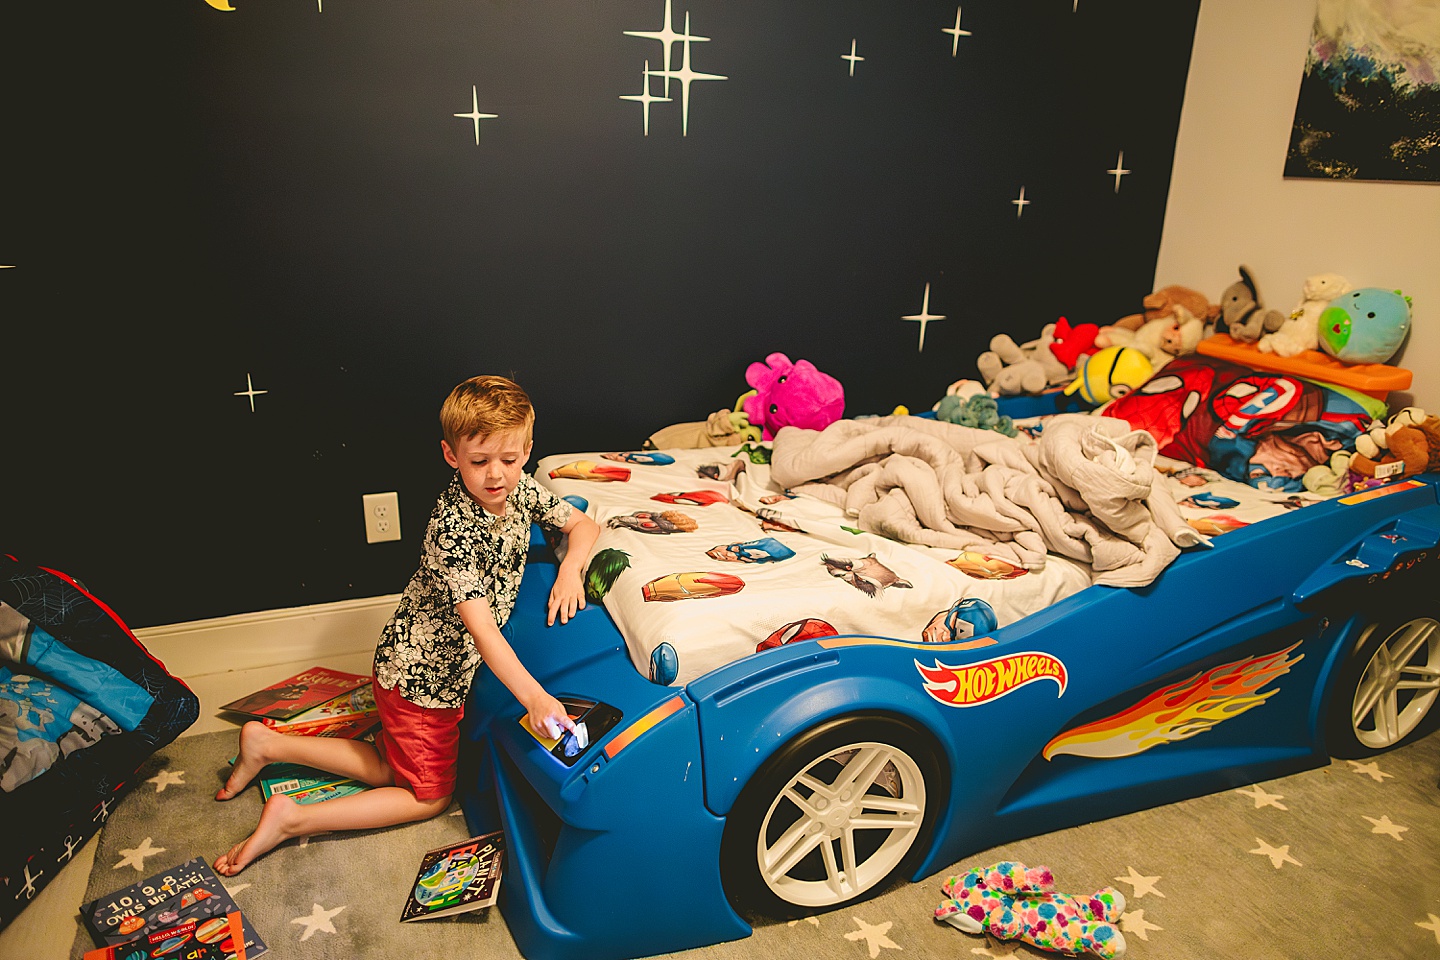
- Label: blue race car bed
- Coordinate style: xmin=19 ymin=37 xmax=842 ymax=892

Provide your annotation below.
xmin=456 ymin=407 xmax=1440 ymax=960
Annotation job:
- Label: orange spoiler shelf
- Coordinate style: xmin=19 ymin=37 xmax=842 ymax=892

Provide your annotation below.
xmin=1195 ymin=334 xmax=1412 ymax=401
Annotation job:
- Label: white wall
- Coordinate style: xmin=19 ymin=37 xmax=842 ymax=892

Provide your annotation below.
xmin=1157 ymin=0 xmax=1439 ymax=413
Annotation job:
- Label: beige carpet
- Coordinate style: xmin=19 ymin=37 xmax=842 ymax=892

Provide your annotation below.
xmin=70 ymin=728 xmax=1440 ymax=960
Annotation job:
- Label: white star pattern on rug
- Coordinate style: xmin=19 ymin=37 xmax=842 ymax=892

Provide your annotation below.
xmin=1364 ymin=814 xmax=1408 ymax=840
xmin=292 ymin=902 xmax=346 ymax=941
xmin=844 ymin=916 xmax=901 ymax=958
xmin=1416 ymin=914 xmax=1440 ymax=944
xmin=1347 ymin=759 xmax=1393 ymax=782
xmin=225 ymin=882 xmax=251 ymax=896
xmin=971 ymin=937 xmax=1025 ymax=956
xmin=1120 ymin=908 xmax=1162 ymax=941
xmin=146 ymin=769 xmax=186 ymax=792
xmin=113 ymin=837 xmax=166 ymax=872
xmin=1114 ymin=866 xmax=1165 ymax=898
xmin=1234 ymin=784 xmax=1287 ymax=809
xmin=787 ymin=916 xmax=820 ymax=927
xmin=1250 ymin=838 xmax=1301 ymax=869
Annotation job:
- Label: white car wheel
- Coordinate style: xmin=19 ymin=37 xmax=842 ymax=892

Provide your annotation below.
xmin=723 ymin=715 xmax=942 ymax=915
xmin=1347 ymin=614 xmax=1440 ymax=751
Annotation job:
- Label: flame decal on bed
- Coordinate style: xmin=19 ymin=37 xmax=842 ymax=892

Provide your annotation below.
xmin=1042 ymin=642 xmax=1303 ymax=761
xmin=916 ymin=652 xmax=1067 ymax=707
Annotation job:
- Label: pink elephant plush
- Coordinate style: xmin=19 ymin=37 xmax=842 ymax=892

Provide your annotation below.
xmin=741 ymin=353 xmax=845 ymax=440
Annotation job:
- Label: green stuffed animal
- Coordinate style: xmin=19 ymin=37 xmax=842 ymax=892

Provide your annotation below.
xmin=936 ymin=393 xmax=1019 ymax=437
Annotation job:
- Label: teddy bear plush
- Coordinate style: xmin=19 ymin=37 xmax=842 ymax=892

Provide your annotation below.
xmin=1094 ymin=284 xmax=1217 ymax=350
xmin=1114 ymin=304 xmax=1205 ymax=370
xmin=1349 ymin=408 xmax=1440 ymax=481
xmin=934 ymin=861 xmax=1127 ymax=959
xmin=1258 ymin=272 xmax=1352 ymax=357
xmin=976 ymin=323 xmax=1071 ymax=396
xmin=1218 ymin=265 xmax=1286 ymax=343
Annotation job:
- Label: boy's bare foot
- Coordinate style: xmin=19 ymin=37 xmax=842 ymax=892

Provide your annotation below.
xmin=214 ymin=793 xmax=303 ymax=876
xmin=216 ymin=721 xmax=279 ymax=800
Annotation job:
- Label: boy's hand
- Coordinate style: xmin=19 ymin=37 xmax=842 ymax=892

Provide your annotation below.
xmin=547 ymin=568 xmax=587 ymax=626
xmin=523 ymin=692 xmax=576 ymax=741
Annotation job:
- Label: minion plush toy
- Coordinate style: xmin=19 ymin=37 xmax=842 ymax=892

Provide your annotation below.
xmin=1063 ymin=346 xmax=1153 ymax=405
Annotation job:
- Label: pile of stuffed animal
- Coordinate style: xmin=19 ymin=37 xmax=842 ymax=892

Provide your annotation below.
xmin=1304 ymin=407 xmax=1440 ymax=495
xmin=965 ymin=266 xmax=1413 ymax=407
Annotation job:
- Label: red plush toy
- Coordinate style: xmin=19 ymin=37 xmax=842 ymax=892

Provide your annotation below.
xmin=1048 ymin=316 xmax=1100 ymax=370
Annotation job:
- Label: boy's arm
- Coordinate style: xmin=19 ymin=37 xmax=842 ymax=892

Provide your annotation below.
xmin=548 ymin=510 xmax=601 ymax=626
xmin=456 ymin=597 xmax=575 ymax=739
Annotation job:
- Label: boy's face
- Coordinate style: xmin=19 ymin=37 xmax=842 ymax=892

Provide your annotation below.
xmin=442 ymin=428 xmax=532 ymax=515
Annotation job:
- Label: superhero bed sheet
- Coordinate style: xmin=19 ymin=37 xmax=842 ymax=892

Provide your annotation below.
xmin=536 ymin=414 xmax=1325 ymax=688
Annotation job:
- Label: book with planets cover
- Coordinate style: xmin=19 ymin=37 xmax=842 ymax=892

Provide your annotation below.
xmin=81 ymin=856 xmax=267 ymax=958
xmin=400 ymin=830 xmax=505 ymax=922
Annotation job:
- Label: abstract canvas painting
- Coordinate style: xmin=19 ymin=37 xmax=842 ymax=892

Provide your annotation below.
xmin=1285 ymin=0 xmax=1440 ymax=182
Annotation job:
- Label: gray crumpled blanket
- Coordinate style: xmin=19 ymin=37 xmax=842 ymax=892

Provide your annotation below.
xmin=769 ymin=414 xmax=1204 ymax=588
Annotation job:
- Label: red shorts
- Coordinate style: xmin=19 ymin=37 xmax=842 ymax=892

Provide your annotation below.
xmin=373 ymin=680 xmax=463 ymax=801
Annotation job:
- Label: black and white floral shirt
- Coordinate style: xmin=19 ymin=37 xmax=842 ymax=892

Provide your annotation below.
xmin=373 ymin=472 xmax=573 ymax=708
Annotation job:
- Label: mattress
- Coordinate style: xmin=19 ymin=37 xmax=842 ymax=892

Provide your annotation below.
xmin=536 ymin=436 xmax=1323 ymax=688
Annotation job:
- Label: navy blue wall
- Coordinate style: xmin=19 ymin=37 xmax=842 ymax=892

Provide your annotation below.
xmin=3 ymin=1 xmax=1198 ymax=626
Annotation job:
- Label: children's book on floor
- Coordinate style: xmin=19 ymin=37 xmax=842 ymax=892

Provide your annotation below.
xmin=400 ymin=831 xmax=505 ymax=922
xmin=259 ymin=682 xmax=379 ymax=738
xmin=81 ymin=855 xmax=267 ymax=957
xmin=220 ymin=666 xmax=369 ymax=721
xmin=257 ymin=761 xmax=371 ymax=804
xmin=83 ymin=913 xmax=248 ymax=960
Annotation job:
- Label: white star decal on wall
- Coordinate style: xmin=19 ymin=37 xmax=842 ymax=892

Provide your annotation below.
xmin=146 ymin=769 xmax=186 ymax=793
xmin=292 ymin=902 xmax=346 ymax=941
xmin=1011 ymin=185 xmax=1030 ymax=218
xmin=114 ymin=837 xmax=167 ymax=872
xmin=844 ymin=916 xmax=901 ymax=958
xmin=624 ymin=0 xmax=699 ymax=99
xmin=842 ymin=39 xmax=864 ymax=76
xmin=902 ymin=282 xmax=945 ymax=351
xmin=620 ymin=60 xmax=671 ymax=135
xmin=1113 ymin=866 xmax=1165 ymax=898
xmin=233 ymin=373 xmax=268 ymax=413
xmin=644 ymin=12 xmax=726 ymax=136
xmin=1249 ymin=837 xmax=1301 ymax=869
xmin=943 ymin=6 xmax=973 ymax=56
xmin=1107 ymin=150 xmax=1131 ymax=193
xmin=1234 ymin=783 xmax=1287 ymax=809
xmin=1364 ymin=814 xmax=1409 ymax=840
xmin=454 ymin=86 xmax=499 ymax=145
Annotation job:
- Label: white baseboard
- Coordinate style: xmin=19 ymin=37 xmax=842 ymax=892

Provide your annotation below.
xmin=133 ymin=595 xmax=401 ymax=682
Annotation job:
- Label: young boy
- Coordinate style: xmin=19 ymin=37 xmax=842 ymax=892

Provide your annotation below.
xmin=214 ymin=375 xmax=601 ymax=876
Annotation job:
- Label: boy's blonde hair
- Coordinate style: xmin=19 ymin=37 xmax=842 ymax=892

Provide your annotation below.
xmin=440 ymin=375 xmax=535 ymax=449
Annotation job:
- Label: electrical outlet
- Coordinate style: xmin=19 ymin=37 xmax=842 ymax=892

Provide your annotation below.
xmin=362 ymin=492 xmax=402 ymax=543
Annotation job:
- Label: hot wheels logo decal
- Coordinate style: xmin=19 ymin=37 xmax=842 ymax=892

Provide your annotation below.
xmin=916 ymin=652 xmax=1067 ymax=707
